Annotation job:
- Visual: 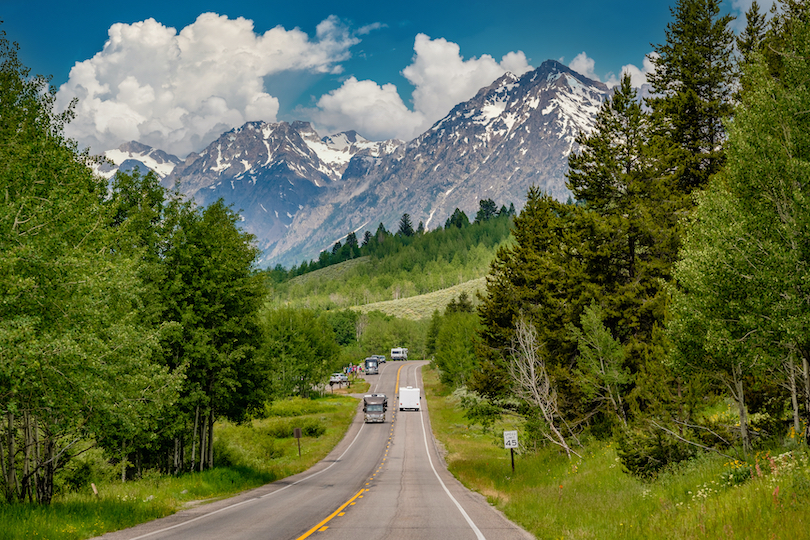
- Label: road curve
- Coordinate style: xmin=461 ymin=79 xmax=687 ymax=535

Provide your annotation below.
xmin=94 ymin=361 xmax=533 ymax=540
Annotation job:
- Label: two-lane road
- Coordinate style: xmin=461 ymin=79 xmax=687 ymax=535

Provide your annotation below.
xmin=96 ymin=361 xmax=532 ymax=540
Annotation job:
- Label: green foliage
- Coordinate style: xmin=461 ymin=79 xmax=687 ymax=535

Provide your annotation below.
xmin=616 ymin=426 xmax=697 ymax=479
xmin=474 ymin=199 xmax=499 ymax=223
xmin=261 ymin=306 xmax=341 ymax=398
xmin=397 ymin=213 xmax=415 ymax=237
xmin=433 ymin=311 xmax=480 ymax=387
xmin=647 ymin=0 xmax=735 ymax=193
xmin=569 ymin=302 xmax=632 ymax=425
xmin=668 ymin=11 xmax=810 ymax=451
xmin=0 ymin=27 xmax=180 ymax=504
xmin=445 ymin=207 xmax=470 ymax=229
xmin=269 ymin=213 xmax=512 ymax=311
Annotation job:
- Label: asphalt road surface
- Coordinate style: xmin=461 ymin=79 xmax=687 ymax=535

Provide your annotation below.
xmin=95 ymin=361 xmax=533 ymax=540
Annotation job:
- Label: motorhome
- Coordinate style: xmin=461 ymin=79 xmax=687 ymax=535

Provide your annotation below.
xmin=364 ymin=357 xmax=379 ymax=374
xmin=390 ymin=347 xmax=408 ymax=360
xmin=398 ymin=386 xmax=420 ymax=411
xmin=363 ymin=394 xmax=387 ymax=423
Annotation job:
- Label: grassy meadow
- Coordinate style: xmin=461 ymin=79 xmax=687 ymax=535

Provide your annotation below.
xmin=351 ymin=277 xmax=486 ymax=320
xmin=422 ymin=366 xmax=810 ymax=539
xmin=1 ymin=395 xmax=360 ymax=540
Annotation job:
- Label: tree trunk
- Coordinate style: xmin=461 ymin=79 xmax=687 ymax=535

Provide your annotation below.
xmin=199 ymin=414 xmax=207 ymax=472
xmin=191 ymin=406 xmax=199 ymax=472
xmin=35 ymin=432 xmax=55 ymax=505
xmin=6 ymin=412 xmax=18 ymax=500
xmin=803 ymin=355 xmax=810 ymax=444
xmin=22 ymin=411 xmax=32 ymax=503
xmin=732 ymin=362 xmax=751 ymax=454
xmin=121 ymin=440 xmax=127 ymax=483
xmin=787 ymin=356 xmax=801 ymax=435
xmin=207 ymin=410 xmax=214 ymax=469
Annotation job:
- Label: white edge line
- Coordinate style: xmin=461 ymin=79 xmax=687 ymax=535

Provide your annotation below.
xmin=128 ymin=413 xmax=367 ymax=539
xmin=418 ymin=366 xmax=486 ymax=540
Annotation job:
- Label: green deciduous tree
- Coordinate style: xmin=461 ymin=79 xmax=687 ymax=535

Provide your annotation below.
xmin=669 ymin=14 xmax=810 ymax=450
xmin=262 ymin=307 xmax=340 ymax=397
xmin=569 ymin=302 xmax=632 ymax=427
xmin=160 ymin=199 xmax=266 ymax=470
xmin=0 ymin=29 xmax=178 ymax=502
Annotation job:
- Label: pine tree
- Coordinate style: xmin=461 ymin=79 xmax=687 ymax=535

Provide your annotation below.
xmin=398 ymin=213 xmax=415 ymax=237
xmin=646 ymin=0 xmax=735 ymax=193
xmin=445 ymin=208 xmax=470 ymax=229
xmin=736 ymin=0 xmax=767 ymax=64
xmin=474 ymin=199 xmax=498 ymax=223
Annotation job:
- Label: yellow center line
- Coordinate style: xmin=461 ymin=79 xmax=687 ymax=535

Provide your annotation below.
xmin=295 ymin=488 xmax=366 ymax=539
xmin=296 ymin=363 xmax=407 ymax=540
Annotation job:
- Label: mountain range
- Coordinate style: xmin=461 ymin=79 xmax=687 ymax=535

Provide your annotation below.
xmin=96 ymin=59 xmax=611 ymax=267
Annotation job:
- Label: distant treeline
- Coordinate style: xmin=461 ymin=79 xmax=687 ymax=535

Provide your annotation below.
xmin=264 ymin=200 xmax=516 ymax=283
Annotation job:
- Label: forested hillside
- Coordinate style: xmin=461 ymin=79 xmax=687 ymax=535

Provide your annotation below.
xmin=265 ymin=205 xmax=513 ymax=311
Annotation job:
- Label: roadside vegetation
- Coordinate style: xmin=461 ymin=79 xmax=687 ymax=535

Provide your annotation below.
xmin=0 ymin=396 xmax=358 ymax=540
xmin=423 ymin=367 xmax=810 ymax=539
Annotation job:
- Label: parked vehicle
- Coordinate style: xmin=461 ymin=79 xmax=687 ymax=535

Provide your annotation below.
xmin=364 ymin=357 xmax=379 ymax=374
xmin=363 ymin=394 xmax=387 ymax=423
xmin=398 ymin=386 xmax=420 ymax=411
xmin=391 ymin=347 xmax=408 ymax=360
xmin=329 ymin=373 xmax=346 ymax=385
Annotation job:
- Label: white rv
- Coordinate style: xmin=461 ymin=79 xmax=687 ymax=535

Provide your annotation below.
xmin=398 ymin=386 xmax=420 ymax=411
xmin=390 ymin=347 xmax=408 ymax=360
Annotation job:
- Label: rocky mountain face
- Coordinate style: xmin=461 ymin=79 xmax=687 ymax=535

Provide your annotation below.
xmin=268 ymin=60 xmax=609 ymax=266
xmin=96 ymin=140 xmax=182 ymax=179
xmin=98 ymin=59 xmax=610 ymax=267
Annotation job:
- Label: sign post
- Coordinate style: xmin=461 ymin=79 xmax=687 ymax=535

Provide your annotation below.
xmin=294 ymin=427 xmax=302 ymax=457
xmin=503 ymin=430 xmax=518 ymax=473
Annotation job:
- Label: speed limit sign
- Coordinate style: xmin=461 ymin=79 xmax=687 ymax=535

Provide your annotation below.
xmin=503 ymin=430 xmax=518 ymax=449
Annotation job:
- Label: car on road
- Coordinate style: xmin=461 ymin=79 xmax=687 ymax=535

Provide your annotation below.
xmin=330 ymin=373 xmax=348 ymax=384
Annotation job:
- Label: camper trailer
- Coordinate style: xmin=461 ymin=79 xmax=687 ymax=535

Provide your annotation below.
xmin=398 ymin=386 xmax=420 ymax=411
xmin=390 ymin=347 xmax=408 ymax=360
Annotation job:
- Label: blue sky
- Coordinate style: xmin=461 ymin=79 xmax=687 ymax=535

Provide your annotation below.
xmin=2 ymin=0 xmax=763 ymax=157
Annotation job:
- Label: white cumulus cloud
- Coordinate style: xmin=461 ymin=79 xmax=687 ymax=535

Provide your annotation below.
xmin=307 ymin=34 xmax=532 ymax=141
xmin=569 ymin=52 xmax=599 ymax=81
xmin=307 ymin=77 xmax=426 ymax=141
xmin=57 ymin=13 xmax=359 ymax=157
xmin=568 ymin=51 xmax=656 ymax=88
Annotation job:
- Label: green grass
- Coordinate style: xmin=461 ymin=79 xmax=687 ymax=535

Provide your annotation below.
xmin=350 ymin=277 xmax=486 ymax=320
xmin=0 ymin=395 xmax=358 ymax=540
xmin=422 ymin=367 xmax=810 ymax=539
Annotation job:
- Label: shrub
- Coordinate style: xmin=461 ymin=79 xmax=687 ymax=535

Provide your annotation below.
xmin=263 ymin=418 xmax=325 ymax=439
xmin=616 ymin=424 xmax=696 ymax=479
xmin=264 ymin=397 xmax=332 ymax=417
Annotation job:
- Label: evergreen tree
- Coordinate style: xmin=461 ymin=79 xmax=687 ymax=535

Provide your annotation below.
xmin=362 ymin=230 xmax=373 ymax=247
xmin=398 ymin=213 xmax=415 ymax=237
xmin=446 ymin=291 xmax=474 ymax=314
xmin=736 ymin=0 xmax=767 ymax=64
xmin=646 ymin=0 xmax=735 ymax=193
xmin=345 ymin=231 xmax=359 ymax=250
xmin=375 ymin=222 xmax=389 ymax=244
xmin=474 ymin=199 xmax=498 ymax=223
xmin=445 ymin=208 xmax=470 ymax=229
